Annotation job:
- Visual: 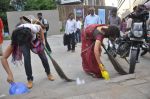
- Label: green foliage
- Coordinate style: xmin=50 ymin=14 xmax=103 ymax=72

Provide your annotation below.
xmin=0 ymin=12 xmax=8 ymax=32
xmin=0 ymin=0 xmax=57 ymax=32
xmin=60 ymin=28 xmax=65 ymax=32
xmin=0 ymin=0 xmax=11 ymax=12
xmin=0 ymin=0 xmax=12 ymax=32
xmin=25 ymin=0 xmax=57 ymax=10
xmin=4 ymin=35 xmax=11 ymax=40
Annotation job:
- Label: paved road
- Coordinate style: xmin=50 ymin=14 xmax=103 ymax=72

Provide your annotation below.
xmin=0 ymin=35 xmax=150 ymax=99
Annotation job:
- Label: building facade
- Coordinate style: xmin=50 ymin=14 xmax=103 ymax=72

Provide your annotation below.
xmin=117 ymin=0 xmax=148 ymax=18
xmin=83 ymin=0 xmax=105 ymax=6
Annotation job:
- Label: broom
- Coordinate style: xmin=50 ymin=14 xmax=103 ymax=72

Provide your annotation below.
xmin=102 ymin=44 xmax=128 ymax=75
xmin=44 ymin=47 xmax=75 ymax=82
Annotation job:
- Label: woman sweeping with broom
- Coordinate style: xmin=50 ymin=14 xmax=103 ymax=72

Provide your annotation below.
xmin=1 ymin=18 xmax=55 ymax=89
xmin=81 ymin=24 xmax=120 ymax=79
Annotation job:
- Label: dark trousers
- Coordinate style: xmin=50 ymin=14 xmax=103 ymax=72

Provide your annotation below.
xmin=44 ymin=32 xmax=52 ymax=52
xmin=67 ymin=33 xmax=75 ymax=51
xmin=75 ymin=28 xmax=81 ymax=42
xmin=21 ymin=44 xmax=51 ymax=81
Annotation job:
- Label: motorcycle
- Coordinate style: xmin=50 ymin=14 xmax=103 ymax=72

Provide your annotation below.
xmin=107 ymin=10 xmax=149 ymax=74
xmin=141 ymin=26 xmax=150 ymax=56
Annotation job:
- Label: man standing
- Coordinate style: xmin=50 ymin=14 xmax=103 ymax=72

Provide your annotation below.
xmin=84 ymin=7 xmax=101 ymax=28
xmin=37 ymin=13 xmax=52 ymax=53
xmin=106 ymin=8 xmax=121 ymax=52
xmin=76 ymin=18 xmax=82 ymax=43
xmin=108 ymin=8 xmax=121 ymax=29
xmin=0 ymin=17 xmax=4 ymax=56
xmin=65 ymin=13 xmax=77 ymax=52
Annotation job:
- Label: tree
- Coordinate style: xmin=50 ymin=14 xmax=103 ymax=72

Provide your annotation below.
xmin=0 ymin=0 xmax=11 ymax=12
xmin=10 ymin=0 xmax=26 ymax=11
xmin=0 ymin=0 xmax=57 ymax=32
xmin=25 ymin=0 xmax=57 ymax=10
xmin=0 ymin=0 xmax=12 ymax=32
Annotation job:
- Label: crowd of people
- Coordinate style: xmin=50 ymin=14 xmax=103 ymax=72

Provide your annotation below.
xmin=0 ymin=1 xmax=150 ymax=89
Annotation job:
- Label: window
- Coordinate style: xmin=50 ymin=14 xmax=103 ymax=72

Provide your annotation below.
xmin=88 ymin=0 xmax=93 ymax=5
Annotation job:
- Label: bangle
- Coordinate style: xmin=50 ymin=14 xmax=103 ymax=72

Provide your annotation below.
xmin=99 ymin=63 xmax=104 ymax=67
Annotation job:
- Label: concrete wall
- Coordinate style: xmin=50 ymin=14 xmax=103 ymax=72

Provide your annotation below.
xmin=7 ymin=10 xmax=61 ymax=36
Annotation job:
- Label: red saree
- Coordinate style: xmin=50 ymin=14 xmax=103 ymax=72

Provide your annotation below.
xmin=81 ymin=24 xmax=105 ymax=77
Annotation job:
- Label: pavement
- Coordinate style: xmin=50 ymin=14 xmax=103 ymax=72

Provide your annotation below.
xmin=0 ymin=35 xmax=150 ymax=99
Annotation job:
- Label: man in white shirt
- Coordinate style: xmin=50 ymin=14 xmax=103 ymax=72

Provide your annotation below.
xmin=76 ymin=18 xmax=82 ymax=42
xmin=65 ymin=13 xmax=77 ymax=52
xmin=84 ymin=7 xmax=101 ymax=28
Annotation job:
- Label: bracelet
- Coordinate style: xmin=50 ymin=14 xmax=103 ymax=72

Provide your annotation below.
xmin=99 ymin=63 xmax=104 ymax=67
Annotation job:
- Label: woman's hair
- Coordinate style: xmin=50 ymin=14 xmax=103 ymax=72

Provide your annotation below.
xmin=103 ymin=25 xmax=120 ymax=38
xmin=11 ymin=27 xmax=33 ymax=46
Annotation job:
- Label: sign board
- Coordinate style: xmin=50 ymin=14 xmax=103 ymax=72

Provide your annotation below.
xmin=60 ymin=0 xmax=81 ymax=4
xmin=74 ymin=8 xmax=84 ymax=19
xmin=98 ymin=9 xmax=106 ymax=24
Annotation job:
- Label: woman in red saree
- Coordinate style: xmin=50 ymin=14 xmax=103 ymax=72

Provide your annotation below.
xmin=81 ymin=24 xmax=120 ymax=78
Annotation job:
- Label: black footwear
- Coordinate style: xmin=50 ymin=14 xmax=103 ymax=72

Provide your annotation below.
xmin=71 ymin=50 xmax=75 ymax=52
xmin=67 ymin=49 xmax=70 ymax=52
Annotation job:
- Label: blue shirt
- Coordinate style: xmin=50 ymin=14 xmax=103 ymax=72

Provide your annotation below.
xmin=84 ymin=14 xmax=101 ymax=28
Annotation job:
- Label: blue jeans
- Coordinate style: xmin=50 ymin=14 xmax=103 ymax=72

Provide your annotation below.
xmin=75 ymin=28 xmax=81 ymax=42
xmin=21 ymin=44 xmax=51 ymax=81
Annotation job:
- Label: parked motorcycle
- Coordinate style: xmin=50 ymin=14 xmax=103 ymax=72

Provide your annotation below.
xmin=141 ymin=26 xmax=150 ymax=56
xmin=107 ymin=10 xmax=149 ymax=74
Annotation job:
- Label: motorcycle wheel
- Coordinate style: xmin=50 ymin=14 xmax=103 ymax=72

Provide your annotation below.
xmin=107 ymin=43 xmax=117 ymax=58
xmin=141 ymin=44 xmax=148 ymax=56
xmin=141 ymin=50 xmax=148 ymax=56
xmin=129 ymin=49 xmax=138 ymax=73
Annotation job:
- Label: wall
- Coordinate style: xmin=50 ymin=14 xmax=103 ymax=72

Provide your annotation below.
xmin=58 ymin=5 xmax=115 ymax=22
xmin=7 ymin=10 xmax=61 ymax=36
